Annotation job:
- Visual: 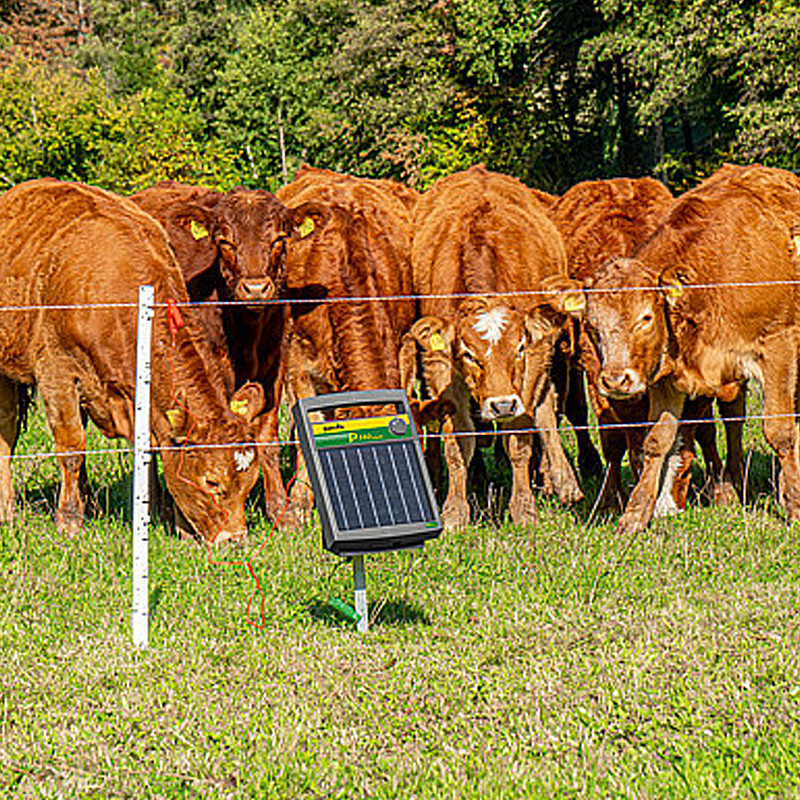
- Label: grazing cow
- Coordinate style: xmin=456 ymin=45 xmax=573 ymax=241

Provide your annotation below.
xmin=584 ymin=164 xmax=800 ymax=534
xmin=0 ymin=179 xmax=263 ymax=541
xmin=403 ymin=166 xmax=584 ymax=529
xmin=276 ymin=167 xmax=422 ymax=520
xmin=130 ymin=181 xmax=327 ymax=527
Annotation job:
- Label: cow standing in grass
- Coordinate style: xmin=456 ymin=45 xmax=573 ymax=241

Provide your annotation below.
xmin=276 ymin=166 xmax=421 ymax=523
xmin=584 ymin=164 xmax=800 ymax=534
xmin=0 ymin=179 xmax=263 ymax=541
xmin=403 ymin=166 xmax=584 ymax=529
xmin=131 ymin=181 xmax=326 ymax=529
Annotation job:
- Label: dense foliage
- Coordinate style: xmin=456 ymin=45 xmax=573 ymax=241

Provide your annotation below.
xmin=0 ymin=0 xmax=798 ymax=192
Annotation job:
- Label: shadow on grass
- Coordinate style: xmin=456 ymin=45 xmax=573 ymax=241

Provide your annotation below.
xmin=307 ymin=596 xmax=431 ymax=628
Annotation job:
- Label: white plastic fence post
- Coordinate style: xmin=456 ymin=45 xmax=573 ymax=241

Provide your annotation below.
xmin=353 ymin=555 xmax=368 ymax=633
xmin=132 ymin=285 xmax=155 ymax=648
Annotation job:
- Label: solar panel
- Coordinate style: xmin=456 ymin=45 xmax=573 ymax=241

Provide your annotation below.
xmin=292 ymin=390 xmax=443 ymax=556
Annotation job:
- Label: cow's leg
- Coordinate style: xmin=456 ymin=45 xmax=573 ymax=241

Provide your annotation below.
xmin=716 ymin=388 xmax=746 ymax=503
xmin=441 ymin=403 xmax=475 ymax=531
xmin=39 ymin=373 xmax=88 ymax=535
xmin=256 ymin=408 xmax=294 ymax=529
xmin=0 ymin=376 xmax=21 ymax=524
xmin=424 ymin=425 xmax=445 ymax=504
xmin=534 ymin=384 xmax=583 ymax=504
xmin=692 ymin=411 xmax=725 ymax=505
xmin=563 ymin=363 xmax=604 ymax=479
xmin=616 ymin=381 xmax=685 ymax=536
xmin=669 ymin=396 xmax=713 ymax=511
xmin=287 ymin=421 xmax=317 ymax=527
xmin=760 ymin=345 xmax=800 ymax=522
xmin=504 ymin=418 xmax=537 ymax=526
xmin=596 ymin=410 xmax=628 ymax=513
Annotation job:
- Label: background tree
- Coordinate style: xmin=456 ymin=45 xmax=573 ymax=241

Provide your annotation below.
xmin=0 ymin=0 xmax=798 ymax=193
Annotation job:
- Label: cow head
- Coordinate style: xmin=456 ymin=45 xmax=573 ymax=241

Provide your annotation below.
xmin=167 ymin=189 xmax=328 ymax=308
xmin=160 ymin=383 xmax=265 ymax=543
xmin=455 ymin=277 xmax=584 ymax=422
xmin=584 ymin=257 xmax=673 ymax=399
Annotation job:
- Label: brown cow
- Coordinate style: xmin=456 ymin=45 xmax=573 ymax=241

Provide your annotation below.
xmin=549 ymin=176 xmax=729 ymax=511
xmin=403 ymin=166 xmax=584 ymax=530
xmin=584 ymin=164 xmax=800 ymax=534
xmin=130 ymin=181 xmax=327 ymax=527
xmin=276 ymin=167 xmax=420 ymax=521
xmin=0 ymin=179 xmax=264 ymax=541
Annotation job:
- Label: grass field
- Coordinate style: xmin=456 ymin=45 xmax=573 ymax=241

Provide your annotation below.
xmin=1 ymin=400 xmax=799 ymax=798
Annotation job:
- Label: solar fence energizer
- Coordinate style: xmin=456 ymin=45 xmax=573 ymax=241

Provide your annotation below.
xmin=292 ymin=389 xmax=443 ymax=631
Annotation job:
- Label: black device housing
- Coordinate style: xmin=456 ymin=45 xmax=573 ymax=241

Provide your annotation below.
xmin=292 ymin=390 xmax=443 ymax=556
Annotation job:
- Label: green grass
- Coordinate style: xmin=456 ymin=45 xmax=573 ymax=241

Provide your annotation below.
xmin=1 ymin=400 xmax=799 ymax=798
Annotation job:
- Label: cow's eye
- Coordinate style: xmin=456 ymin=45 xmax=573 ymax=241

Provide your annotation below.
xmin=460 ymin=348 xmax=479 ymax=366
xmin=202 ymin=475 xmax=223 ymax=496
xmin=218 ymin=238 xmax=235 ymax=253
xmin=637 ymin=311 xmax=654 ymax=329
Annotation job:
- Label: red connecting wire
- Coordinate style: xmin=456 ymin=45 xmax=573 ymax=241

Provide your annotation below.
xmin=164 ymin=297 xmax=290 ymax=629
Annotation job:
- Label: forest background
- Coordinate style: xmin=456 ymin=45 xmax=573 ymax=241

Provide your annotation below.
xmin=0 ymin=0 xmax=798 ymax=196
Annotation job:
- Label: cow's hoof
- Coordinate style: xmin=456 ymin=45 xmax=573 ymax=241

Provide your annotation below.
xmin=713 ymin=481 xmax=740 ymax=506
xmin=442 ymin=497 xmax=470 ymax=530
xmin=553 ymin=473 xmax=584 ymax=505
xmin=615 ymin=508 xmax=649 ymax=536
xmin=509 ymin=494 xmax=538 ymax=527
xmin=275 ymin=504 xmax=309 ymax=532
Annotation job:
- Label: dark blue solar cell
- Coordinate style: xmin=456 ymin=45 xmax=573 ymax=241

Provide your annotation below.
xmin=319 ymin=441 xmax=433 ymax=532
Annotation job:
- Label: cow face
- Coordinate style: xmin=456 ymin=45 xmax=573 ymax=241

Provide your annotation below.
xmin=584 ymin=257 xmax=669 ymax=399
xmin=454 ymin=278 xmax=584 ymax=421
xmin=161 ymin=383 xmax=265 ymax=543
xmin=456 ymin=299 xmax=529 ymax=421
xmin=171 ymin=190 xmax=326 ymax=308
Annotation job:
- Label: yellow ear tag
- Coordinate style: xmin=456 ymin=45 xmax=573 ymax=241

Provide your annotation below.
xmin=429 ymin=332 xmax=446 ymax=352
xmin=166 ymin=409 xmax=182 ymax=427
xmin=563 ymin=294 xmax=586 ymax=313
xmin=427 ymin=419 xmax=441 ymax=434
xmin=230 ymin=398 xmax=249 ymax=416
xmin=190 ymin=219 xmax=209 ymax=240
xmin=665 ymin=280 xmax=682 ymax=304
xmin=299 ymin=217 xmax=315 ymax=238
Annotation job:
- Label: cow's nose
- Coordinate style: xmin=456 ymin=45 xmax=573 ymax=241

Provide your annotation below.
xmin=599 ymin=368 xmax=638 ymax=397
xmin=236 ymin=279 xmax=275 ymax=302
xmin=483 ymin=394 xmax=523 ymax=421
xmin=491 ymin=398 xmax=518 ymax=417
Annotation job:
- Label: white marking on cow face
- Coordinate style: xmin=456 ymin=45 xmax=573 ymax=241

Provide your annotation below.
xmin=473 ymin=306 xmax=510 ymax=355
xmin=234 ymin=449 xmax=255 ymax=472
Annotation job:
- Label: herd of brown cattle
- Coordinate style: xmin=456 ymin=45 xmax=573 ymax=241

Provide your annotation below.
xmin=0 ymin=163 xmax=798 ymax=543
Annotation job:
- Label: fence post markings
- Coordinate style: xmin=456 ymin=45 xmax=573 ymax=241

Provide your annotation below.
xmin=132 ymin=285 xmax=154 ymax=649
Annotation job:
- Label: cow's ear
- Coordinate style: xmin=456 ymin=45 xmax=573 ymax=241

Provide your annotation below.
xmin=400 ymin=316 xmax=454 ymax=399
xmin=228 ymin=382 xmax=266 ymax=424
xmin=289 ymin=202 xmax=330 ymax=241
xmin=539 ymin=275 xmax=585 ymax=316
xmin=166 ymin=390 xmax=189 ymax=444
xmin=164 ymin=203 xmax=219 ymax=282
xmin=407 ymin=316 xmax=455 ymax=352
xmin=659 ymin=265 xmax=696 ymax=307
